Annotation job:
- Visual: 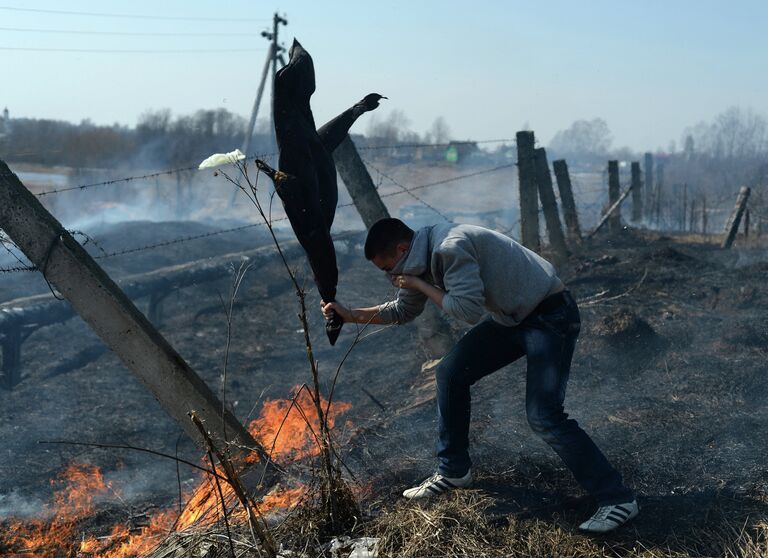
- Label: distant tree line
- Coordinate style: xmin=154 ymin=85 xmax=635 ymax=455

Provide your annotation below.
xmin=2 ymin=108 xmax=268 ymax=169
xmin=2 ymin=107 xmax=470 ymax=169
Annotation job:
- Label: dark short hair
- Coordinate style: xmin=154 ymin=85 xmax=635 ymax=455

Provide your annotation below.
xmin=364 ymin=218 xmax=414 ymax=260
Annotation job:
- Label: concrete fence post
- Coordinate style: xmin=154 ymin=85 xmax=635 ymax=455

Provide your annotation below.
xmin=0 ymin=160 xmax=277 ymax=486
xmin=332 ymin=136 xmax=390 ymax=228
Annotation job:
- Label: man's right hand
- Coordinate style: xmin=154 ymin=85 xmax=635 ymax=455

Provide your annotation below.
xmin=321 ymin=300 xmax=353 ymax=323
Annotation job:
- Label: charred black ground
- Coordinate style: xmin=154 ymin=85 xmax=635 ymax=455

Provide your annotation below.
xmin=1 ymin=219 xmax=767 ymax=556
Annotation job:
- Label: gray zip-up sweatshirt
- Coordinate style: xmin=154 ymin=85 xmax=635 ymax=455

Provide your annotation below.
xmin=376 ymin=223 xmax=564 ymax=326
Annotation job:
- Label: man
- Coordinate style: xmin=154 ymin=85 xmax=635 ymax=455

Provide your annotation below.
xmin=321 ymin=218 xmax=638 ymax=533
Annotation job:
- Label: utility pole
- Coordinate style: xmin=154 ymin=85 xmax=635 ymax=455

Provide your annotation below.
xmin=265 ymin=13 xmax=287 ymax=154
xmin=241 ymin=13 xmax=287 ymax=158
xmin=241 ymin=46 xmax=274 ymax=157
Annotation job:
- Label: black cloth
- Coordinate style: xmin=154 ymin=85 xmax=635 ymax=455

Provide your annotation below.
xmin=263 ymin=39 xmax=384 ymax=345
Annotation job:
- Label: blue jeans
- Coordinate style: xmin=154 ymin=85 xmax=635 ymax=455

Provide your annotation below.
xmin=435 ymin=291 xmax=633 ymax=505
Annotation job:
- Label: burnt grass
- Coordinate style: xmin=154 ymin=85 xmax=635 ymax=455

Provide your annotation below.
xmin=1 ymin=221 xmax=768 ymax=556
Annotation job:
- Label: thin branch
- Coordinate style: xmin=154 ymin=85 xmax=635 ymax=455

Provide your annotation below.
xmin=37 ymin=440 xmax=227 ymax=481
xmin=579 ymin=267 xmax=649 ymax=306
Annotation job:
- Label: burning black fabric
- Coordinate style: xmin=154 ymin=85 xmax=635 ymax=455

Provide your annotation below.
xmin=257 ymin=39 xmax=384 ymax=345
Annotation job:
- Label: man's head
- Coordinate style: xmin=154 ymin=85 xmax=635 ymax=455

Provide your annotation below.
xmin=364 ymin=218 xmax=414 ymax=272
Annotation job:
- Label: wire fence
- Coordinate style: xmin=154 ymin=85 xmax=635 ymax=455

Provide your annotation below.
xmin=0 ymin=155 xmax=517 ymax=273
xmin=2 ymin=137 xmax=761 ymax=276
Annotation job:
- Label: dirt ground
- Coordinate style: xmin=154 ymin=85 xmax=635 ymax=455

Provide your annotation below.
xmin=1 ymin=217 xmax=767 ymax=556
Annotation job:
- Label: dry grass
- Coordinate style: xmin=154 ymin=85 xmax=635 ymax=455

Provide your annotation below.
xmin=363 ymin=491 xmax=768 ymax=558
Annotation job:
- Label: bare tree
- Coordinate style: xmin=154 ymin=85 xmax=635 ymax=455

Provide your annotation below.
xmin=549 ymin=118 xmax=613 ymax=158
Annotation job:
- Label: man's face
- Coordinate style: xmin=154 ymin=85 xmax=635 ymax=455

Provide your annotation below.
xmin=371 ymin=241 xmax=410 ymax=273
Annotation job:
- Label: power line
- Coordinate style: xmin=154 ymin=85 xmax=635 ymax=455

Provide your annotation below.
xmin=0 ymin=47 xmax=266 ymax=54
xmin=0 ymin=26 xmax=262 ymax=37
xmin=0 ymin=6 xmax=268 ymax=22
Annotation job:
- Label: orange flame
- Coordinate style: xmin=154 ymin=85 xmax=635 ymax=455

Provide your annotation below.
xmin=248 ymin=386 xmax=353 ymax=463
xmin=1 ymin=389 xmax=351 ymax=557
xmin=4 ymin=463 xmax=108 ymax=557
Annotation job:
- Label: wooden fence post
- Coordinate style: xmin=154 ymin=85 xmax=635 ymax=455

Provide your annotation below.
xmin=644 ymin=153 xmax=654 ymax=221
xmin=631 ymin=161 xmax=642 ymax=222
xmin=702 ymin=196 xmax=708 ymax=235
xmin=607 ymin=161 xmax=621 ymax=232
xmin=689 ymin=200 xmax=696 ymax=233
xmin=656 ymin=161 xmax=665 ymax=227
xmin=533 ymin=148 xmax=569 ymax=258
xmin=516 ymin=131 xmax=540 ymax=252
xmin=0 ymin=160 xmax=277 ymax=484
xmin=681 ymin=183 xmax=688 ymax=231
xmin=553 ymin=159 xmax=582 ymax=243
xmin=721 ymin=186 xmax=751 ymax=249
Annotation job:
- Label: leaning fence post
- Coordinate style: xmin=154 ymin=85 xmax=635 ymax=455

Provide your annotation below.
xmin=607 ymin=161 xmax=621 ymax=233
xmin=587 ymin=181 xmax=636 ymax=239
xmin=631 ymin=162 xmax=642 ymax=222
xmin=332 ymin=136 xmax=455 ymax=359
xmin=744 ymin=208 xmax=750 ymax=242
xmin=516 ymin=131 xmax=540 ymax=252
xmin=332 ymin=136 xmax=390 ymax=228
xmin=552 ymin=159 xmax=582 ymax=243
xmin=0 ymin=159 xmax=277 ymax=484
xmin=533 ymin=148 xmax=569 ymax=258
xmin=721 ymin=186 xmax=751 ymax=249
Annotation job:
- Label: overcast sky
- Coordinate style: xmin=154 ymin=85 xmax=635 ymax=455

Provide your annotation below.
xmin=1 ymin=0 xmax=766 ymax=152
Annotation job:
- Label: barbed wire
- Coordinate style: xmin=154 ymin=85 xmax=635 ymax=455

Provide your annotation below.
xmin=2 ymin=162 xmax=517 ymax=268
xmin=93 ymin=164 xmax=515 ymax=259
xmin=357 ymin=138 xmax=516 ymax=151
xmin=29 ymin=138 xmax=516 ymax=198
xmin=92 ymin=219 xmax=286 ymax=260
xmin=377 ymin=163 xmax=516 ymax=198
xmin=33 ymin=155 xmax=277 ymax=197
xmin=361 ymin=158 xmax=454 ymax=223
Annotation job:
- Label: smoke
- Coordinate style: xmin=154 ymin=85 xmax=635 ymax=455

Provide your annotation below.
xmin=0 ymin=491 xmax=45 ymax=519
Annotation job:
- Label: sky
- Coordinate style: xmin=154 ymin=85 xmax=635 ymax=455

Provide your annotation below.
xmin=1 ymin=0 xmax=767 ymax=152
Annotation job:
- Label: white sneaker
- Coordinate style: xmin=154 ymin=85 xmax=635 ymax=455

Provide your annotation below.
xmin=402 ymin=470 xmax=472 ymax=499
xmin=579 ymin=500 xmax=639 ymax=533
